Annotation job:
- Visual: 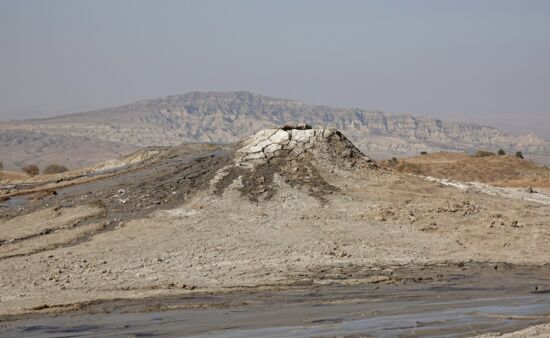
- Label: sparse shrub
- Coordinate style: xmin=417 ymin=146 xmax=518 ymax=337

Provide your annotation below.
xmin=395 ymin=162 xmax=423 ymax=175
xmin=420 ymin=151 xmax=428 ymax=155
xmin=43 ymin=164 xmax=69 ymax=175
xmin=497 ymin=149 xmax=506 ymax=156
xmin=515 ymin=151 xmax=524 ymax=159
xmin=22 ymin=164 xmax=40 ymax=177
xmin=474 ymin=150 xmax=496 ymax=158
xmin=281 ymin=124 xmax=312 ymax=131
xmin=0 ymin=161 xmax=3 ymax=171
xmin=388 ymin=157 xmax=398 ymax=166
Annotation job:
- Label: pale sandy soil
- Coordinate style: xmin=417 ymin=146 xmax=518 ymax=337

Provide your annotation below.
xmin=1 ymin=167 xmax=549 ymax=316
xmin=0 ymin=205 xmax=103 ymax=243
xmin=473 ymin=323 xmax=550 ymax=337
xmin=1 ymin=129 xmax=549 ymax=336
xmin=0 ymin=171 xmax=29 ymax=182
xmin=425 ymin=176 xmax=550 ymax=205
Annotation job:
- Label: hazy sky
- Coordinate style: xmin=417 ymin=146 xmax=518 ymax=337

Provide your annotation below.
xmin=1 ymin=0 xmax=549 ymax=136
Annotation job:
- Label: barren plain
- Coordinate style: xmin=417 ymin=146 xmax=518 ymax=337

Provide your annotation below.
xmin=1 ymin=127 xmax=550 ymax=337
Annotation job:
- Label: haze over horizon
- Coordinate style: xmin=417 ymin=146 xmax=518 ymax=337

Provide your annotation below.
xmin=1 ymin=0 xmax=549 ymax=138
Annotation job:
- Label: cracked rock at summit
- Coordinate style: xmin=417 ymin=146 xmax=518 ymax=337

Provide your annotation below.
xmin=212 ymin=127 xmax=377 ymax=202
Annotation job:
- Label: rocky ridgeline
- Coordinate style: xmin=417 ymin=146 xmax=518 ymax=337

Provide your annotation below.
xmin=213 ymin=127 xmax=376 ymax=202
xmin=234 ymin=127 xmax=377 ymax=170
xmin=3 ymin=91 xmax=550 ymax=169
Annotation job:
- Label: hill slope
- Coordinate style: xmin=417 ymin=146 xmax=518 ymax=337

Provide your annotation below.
xmin=2 ymin=91 xmax=549 ymax=169
xmin=383 ymin=152 xmax=550 ymax=188
xmin=0 ymin=128 xmax=139 ymax=171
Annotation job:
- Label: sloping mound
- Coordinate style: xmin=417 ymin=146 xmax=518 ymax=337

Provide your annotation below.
xmin=235 ymin=128 xmax=375 ymax=169
xmin=384 ymin=152 xmax=550 ymax=187
xmin=0 ymin=127 xmax=140 ymax=171
xmin=92 ymin=147 xmax=169 ymax=172
xmin=213 ymin=127 xmax=376 ymax=202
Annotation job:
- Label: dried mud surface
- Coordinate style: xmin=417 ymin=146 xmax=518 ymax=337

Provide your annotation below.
xmin=0 ymin=129 xmax=549 ymax=338
xmin=2 ymin=263 xmax=550 ymax=338
xmin=1 ymin=144 xmax=231 ymax=224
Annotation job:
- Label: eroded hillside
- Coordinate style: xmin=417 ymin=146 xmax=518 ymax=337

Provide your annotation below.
xmin=2 ymin=91 xmax=549 ymax=169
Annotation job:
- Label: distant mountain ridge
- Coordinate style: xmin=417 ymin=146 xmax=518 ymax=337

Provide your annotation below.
xmin=1 ymin=91 xmax=549 ymax=169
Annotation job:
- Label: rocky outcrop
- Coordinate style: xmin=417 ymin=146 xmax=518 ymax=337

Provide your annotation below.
xmin=234 ymin=127 xmax=376 ymax=170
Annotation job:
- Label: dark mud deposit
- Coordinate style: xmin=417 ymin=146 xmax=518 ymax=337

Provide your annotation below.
xmin=1 ymin=263 xmax=550 ymax=337
xmin=0 ymin=144 xmax=232 ymax=257
xmin=1 ymin=145 xmax=232 ymax=220
xmin=213 ymin=154 xmax=339 ymax=203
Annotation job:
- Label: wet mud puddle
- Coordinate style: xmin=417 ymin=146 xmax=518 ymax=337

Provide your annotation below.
xmin=1 ymin=286 xmax=549 ymax=338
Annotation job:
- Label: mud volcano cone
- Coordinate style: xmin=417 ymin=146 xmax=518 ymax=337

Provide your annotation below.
xmin=213 ymin=127 xmax=377 ymax=202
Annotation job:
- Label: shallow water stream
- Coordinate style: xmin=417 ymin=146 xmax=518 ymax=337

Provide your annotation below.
xmin=2 ymin=285 xmax=549 ymax=338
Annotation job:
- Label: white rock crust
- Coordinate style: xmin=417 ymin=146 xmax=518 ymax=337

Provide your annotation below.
xmin=234 ymin=128 xmax=376 ymax=169
xmin=425 ymin=176 xmax=550 ymax=206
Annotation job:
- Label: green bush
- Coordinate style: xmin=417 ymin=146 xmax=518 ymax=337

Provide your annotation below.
xmin=497 ymin=149 xmax=506 ymax=156
xmin=420 ymin=151 xmax=428 ymax=155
